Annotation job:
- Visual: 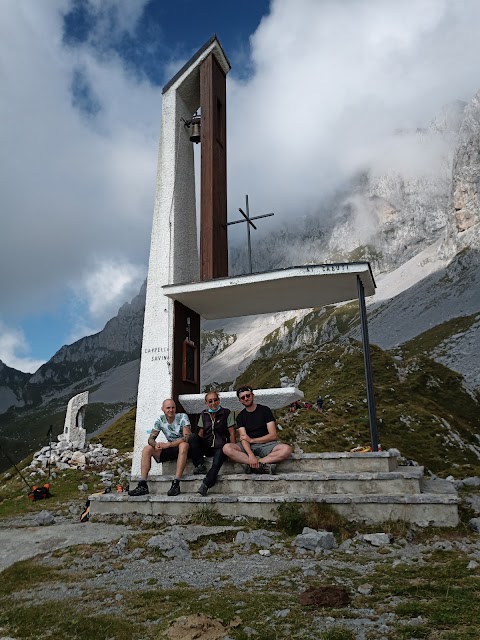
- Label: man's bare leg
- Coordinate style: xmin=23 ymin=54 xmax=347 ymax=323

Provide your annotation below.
xmin=174 ymin=441 xmax=189 ymax=478
xmin=140 ymin=445 xmax=155 ymax=480
xmin=223 ymin=443 xmax=252 ymax=465
xmin=259 ymin=444 xmax=293 ymax=464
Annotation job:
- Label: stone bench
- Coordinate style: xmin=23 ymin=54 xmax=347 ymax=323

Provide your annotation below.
xmin=148 ymin=452 xmax=399 ymax=477
xmin=129 ymin=468 xmax=424 ymax=497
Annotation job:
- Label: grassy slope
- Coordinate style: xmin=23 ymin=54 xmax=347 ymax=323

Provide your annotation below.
xmin=399 ymin=312 xmax=480 ymax=358
xmin=236 ymin=338 xmax=480 ymax=477
xmin=89 ymin=406 xmax=136 ymax=453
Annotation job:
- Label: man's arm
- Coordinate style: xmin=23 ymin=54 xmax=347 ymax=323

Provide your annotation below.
xmin=181 ymin=423 xmax=192 ymax=443
xmin=237 ymin=427 xmax=259 ymax=468
xmin=240 ymin=421 xmax=277 ymax=444
xmin=197 ymin=415 xmax=205 ymax=439
xmin=227 ymin=412 xmax=236 ymax=444
xmin=148 ymin=429 xmax=160 ymax=448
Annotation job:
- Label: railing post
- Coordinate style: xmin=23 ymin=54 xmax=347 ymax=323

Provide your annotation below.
xmin=357 ymin=275 xmax=379 ymax=451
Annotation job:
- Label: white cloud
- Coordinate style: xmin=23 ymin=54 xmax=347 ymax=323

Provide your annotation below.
xmin=3 ymin=0 xmax=480 ymax=357
xmin=80 ymin=258 xmax=144 ymax=319
xmin=66 ymin=258 xmax=145 ymax=344
xmin=85 ymin=0 xmax=149 ymax=40
xmin=0 ymin=321 xmax=45 ymax=373
xmin=0 ymin=0 xmax=159 ymax=315
xmin=226 ymin=0 xmax=480 ymax=236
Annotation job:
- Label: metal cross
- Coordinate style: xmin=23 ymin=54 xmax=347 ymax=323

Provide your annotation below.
xmin=227 ymin=195 xmax=274 ymax=273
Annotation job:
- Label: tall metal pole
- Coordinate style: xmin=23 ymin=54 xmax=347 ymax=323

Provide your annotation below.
xmin=357 ymin=275 xmax=379 ymax=451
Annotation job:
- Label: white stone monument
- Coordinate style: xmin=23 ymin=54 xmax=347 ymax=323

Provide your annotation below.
xmin=58 ymin=391 xmax=88 ymax=450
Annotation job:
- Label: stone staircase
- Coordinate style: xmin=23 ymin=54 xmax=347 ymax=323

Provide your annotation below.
xmin=88 ymin=452 xmax=459 ymax=527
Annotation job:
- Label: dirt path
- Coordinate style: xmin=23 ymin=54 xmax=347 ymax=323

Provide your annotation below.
xmin=0 ymin=521 xmax=134 ymax=572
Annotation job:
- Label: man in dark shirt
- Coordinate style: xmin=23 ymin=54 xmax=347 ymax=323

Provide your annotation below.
xmin=188 ymin=390 xmax=236 ymax=496
xmin=223 ymin=386 xmax=292 ymax=474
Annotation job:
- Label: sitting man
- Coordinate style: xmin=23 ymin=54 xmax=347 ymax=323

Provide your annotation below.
xmin=223 ymin=385 xmax=292 ymax=473
xmin=188 ymin=390 xmax=236 ymax=496
xmin=128 ymin=398 xmax=190 ymax=497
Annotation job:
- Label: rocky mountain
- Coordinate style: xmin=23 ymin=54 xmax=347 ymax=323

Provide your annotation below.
xmin=1 ymin=91 xmax=480 ymax=469
xmin=229 ymin=100 xmax=470 ymax=279
xmin=29 ymin=280 xmax=146 ymax=394
xmin=0 ymin=283 xmax=146 ymax=471
xmin=0 ymin=361 xmax=31 ymax=414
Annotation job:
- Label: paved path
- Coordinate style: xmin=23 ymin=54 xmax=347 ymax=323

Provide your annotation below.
xmin=0 ymin=522 xmax=133 ymax=572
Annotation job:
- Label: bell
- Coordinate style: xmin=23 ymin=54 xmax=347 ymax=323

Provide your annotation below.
xmin=189 ymin=115 xmax=201 ymax=144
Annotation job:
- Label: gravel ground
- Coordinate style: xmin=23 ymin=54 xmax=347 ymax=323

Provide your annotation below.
xmin=2 ymin=510 xmax=480 ymax=639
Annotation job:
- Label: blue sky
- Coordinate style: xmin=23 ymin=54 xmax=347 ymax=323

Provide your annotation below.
xmin=2 ymin=0 xmax=480 ymax=373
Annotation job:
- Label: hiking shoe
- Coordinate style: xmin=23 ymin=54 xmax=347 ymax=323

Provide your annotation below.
xmin=258 ymin=463 xmax=276 ymax=475
xmin=167 ymin=479 xmax=181 ymax=496
xmin=198 ymin=482 xmax=208 ymax=497
xmin=242 ymin=464 xmax=252 ymax=474
xmin=193 ymin=463 xmax=207 ymax=475
xmin=128 ymin=483 xmax=149 ymax=497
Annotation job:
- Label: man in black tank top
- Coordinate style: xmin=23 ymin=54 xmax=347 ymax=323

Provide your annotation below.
xmin=223 ymin=386 xmax=292 ymax=474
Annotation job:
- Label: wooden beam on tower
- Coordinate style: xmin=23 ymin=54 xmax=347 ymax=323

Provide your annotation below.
xmin=200 ymin=52 xmax=228 ymax=280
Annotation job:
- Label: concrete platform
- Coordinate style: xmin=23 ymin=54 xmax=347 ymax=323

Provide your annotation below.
xmin=90 ymin=491 xmax=459 ymax=527
xmin=89 ymin=452 xmax=459 ymax=527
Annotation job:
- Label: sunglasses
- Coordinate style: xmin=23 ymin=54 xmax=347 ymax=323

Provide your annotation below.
xmin=239 ymin=392 xmax=252 ymax=400
xmin=207 ymin=398 xmax=219 ymax=404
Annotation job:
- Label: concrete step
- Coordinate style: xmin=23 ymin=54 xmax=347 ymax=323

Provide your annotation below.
xmin=144 ymin=452 xmax=399 ymax=479
xmin=89 ymin=491 xmax=459 ymax=527
xmin=130 ymin=468 xmax=424 ymax=496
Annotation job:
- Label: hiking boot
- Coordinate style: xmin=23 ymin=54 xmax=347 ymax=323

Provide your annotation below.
xmin=242 ymin=464 xmax=252 ymax=474
xmin=258 ymin=463 xmax=276 ymax=475
xmin=193 ymin=463 xmax=207 ymax=475
xmin=198 ymin=482 xmax=208 ymax=497
xmin=167 ymin=479 xmax=181 ymax=496
xmin=128 ymin=483 xmax=149 ymax=497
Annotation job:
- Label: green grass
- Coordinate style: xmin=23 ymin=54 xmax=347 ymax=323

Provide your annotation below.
xmin=0 ymin=467 xmax=105 ymax=520
xmin=190 ymin=504 xmax=223 ymax=525
xmin=0 ymin=559 xmax=69 ymax=596
xmin=0 ymin=601 xmax=148 ymax=640
xmin=400 ymin=313 xmax=480 ymax=359
xmin=236 ymin=337 xmax=480 ymax=477
xmin=367 ymin=551 xmax=480 ymax=638
xmin=90 ymin=405 xmax=136 ymax=453
xmin=317 ymin=631 xmax=355 ymax=640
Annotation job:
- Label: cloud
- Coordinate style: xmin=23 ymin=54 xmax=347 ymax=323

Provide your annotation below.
xmin=3 ymin=0 xmax=480 ymax=362
xmin=226 ymin=0 xmax=480 ymax=238
xmin=0 ymin=320 xmax=45 ymax=374
xmin=0 ymin=0 xmax=159 ymax=316
xmin=66 ymin=257 xmax=145 ymax=344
